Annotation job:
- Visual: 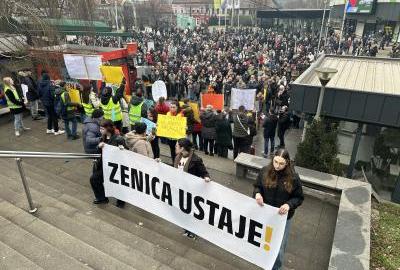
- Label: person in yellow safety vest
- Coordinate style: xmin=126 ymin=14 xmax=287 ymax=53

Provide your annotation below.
xmin=57 ymin=82 xmax=81 ymax=140
xmin=2 ymin=77 xmax=30 ymax=137
xmin=128 ymin=91 xmax=148 ymax=130
xmin=81 ymin=84 xmax=100 ymax=119
xmin=100 ymin=78 xmax=126 ymax=132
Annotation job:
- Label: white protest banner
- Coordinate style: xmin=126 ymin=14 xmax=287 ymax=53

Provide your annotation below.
xmin=152 ymin=80 xmax=167 ymax=102
xmin=230 ymin=88 xmax=257 ymax=111
xmin=103 ymin=145 xmax=287 ymax=269
xmin=63 ymin=54 xmax=103 ymax=80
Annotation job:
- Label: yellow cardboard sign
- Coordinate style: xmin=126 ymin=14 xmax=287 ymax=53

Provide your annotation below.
xmin=100 ymin=65 xmax=124 ymax=84
xmin=156 ymin=114 xmax=187 ymax=139
xmin=68 ymin=88 xmax=81 ymax=104
xmin=179 ymin=101 xmax=200 ymax=122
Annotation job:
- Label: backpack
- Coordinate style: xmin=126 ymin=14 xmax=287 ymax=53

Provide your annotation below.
xmin=54 ymin=92 xmax=66 ymax=118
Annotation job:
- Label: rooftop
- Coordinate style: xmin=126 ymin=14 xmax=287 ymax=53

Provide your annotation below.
xmin=298 ymin=55 xmax=400 ymax=96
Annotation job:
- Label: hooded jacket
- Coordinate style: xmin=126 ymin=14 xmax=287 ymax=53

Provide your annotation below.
xmin=181 ymin=105 xmax=195 ymax=134
xmin=82 ymin=117 xmax=102 ymax=154
xmin=125 ymin=132 xmax=153 ymax=158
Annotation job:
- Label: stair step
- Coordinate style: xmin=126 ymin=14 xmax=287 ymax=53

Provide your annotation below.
xmin=0 ymin=176 xmax=210 ymax=270
xmin=0 ymin=215 xmax=92 ymax=270
xmin=0 ymin=194 xmax=137 ymax=270
xmin=0 ymin=240 xmax=43 ymax=270
xmin=0 ymin=159 xmax=256 ymax=270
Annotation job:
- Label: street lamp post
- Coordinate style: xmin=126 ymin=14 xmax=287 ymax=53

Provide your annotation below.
xmin=314 ymin=67 xmax=337 ymax=120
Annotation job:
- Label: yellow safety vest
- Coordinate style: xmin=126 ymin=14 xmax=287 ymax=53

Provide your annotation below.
xmin=82 ymin=102 xmax=94 ymax=117
xmin=4 ymin=85 xmax=22 ymax=109
xmin=101 ymin=98 xmax=122 ymax=122
xmin=128 ymin=101 xmax=143 ymax=125
xmin=61 ymin=92 xmax=76 ymax=112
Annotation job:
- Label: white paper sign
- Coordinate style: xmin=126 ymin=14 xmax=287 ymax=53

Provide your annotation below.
xmin=147 ymin=41 xmax=155 ymax=51
xmin=230 ymin=88 xmax=257 ymax=111
xmin=103 ymin=145 xmax=287 ymax=269
xmin=84 ymin=55 xmax=103 ymax=80
xmin=63 ymin=54 xmax=87 ymax=80
xmin=152 ymin=80 xmax=167 ymax=101
xmin=63 ymin=54 xmax=103 ymax=80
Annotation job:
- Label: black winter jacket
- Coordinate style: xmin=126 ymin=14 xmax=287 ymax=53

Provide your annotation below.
xmin=253 ymin=166 xmax=304 ymax=220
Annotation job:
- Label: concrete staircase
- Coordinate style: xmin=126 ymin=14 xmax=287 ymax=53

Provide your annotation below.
xmin=0 ymin=158 xmax=258 ymax=270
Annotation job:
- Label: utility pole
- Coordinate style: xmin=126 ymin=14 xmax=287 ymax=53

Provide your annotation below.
xmin=231 ymin=0 xmax=234 ymax=27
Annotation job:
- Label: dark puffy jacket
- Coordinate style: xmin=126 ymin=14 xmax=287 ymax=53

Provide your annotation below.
xmin=263 ymin=115 xmax=278 ymax=138
xmin=82 ymin=117 xmax=102 ymax=154
xmin=21 ymin=76 xmax=39 ymax=101
xmin=182 ymin=105 xmax=195 ymax=134
xmin=200 ymin=110 xmax=216 ymax=140
xmin=38 ymin=78 xmax=55 ymax=107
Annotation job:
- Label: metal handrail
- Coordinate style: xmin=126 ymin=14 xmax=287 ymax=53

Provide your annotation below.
xmin=0 ymin=151 xmax=101 ymax=214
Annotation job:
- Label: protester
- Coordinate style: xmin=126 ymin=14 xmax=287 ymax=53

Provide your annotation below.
xmin=232 ymin=105 xmax=250 ymax=158
xmin=277 ymin=106 xmax=291 ymax=148
xmin=263 ymin=110 xmax=278 ymax=157
xmin=19 ymin=70 xmax=41 ymax=120
xmin=253 ymin=148 xmax=304 ymax=270
xmin=155 ymin=96 xmax=170 ymax=115
xmin=100 ymin=78 xmax=126 ymax=132
xmin=192 ymin=119 xmax=203 ymax=151
xmin=126 ymin=122 xmax=154 ymax=158
xmin=98 ymin=119 xmax=127 ymax=207
xmin=3 ymin=77 xmax=29 ymax=137
xmin=146 ymin=107 xmax=160 ymax=159
xmin=38 ymin=73 xmax=64 ymax=135
xmin=174 ymin=138 xmax=211 ymax=238
xmin=57 ymin=82 xmax=81 ymax=140
xmin=82 ymin=109 xmax=107 ymax=204
xmin=128 ymin=91 xmax=148 ymax=129
xmin=215 ymin=110 xmax=233 ymax=158
xmin=181 ymin=99 xmax=195 ymax=139
xmin=166 ymin=100 xmax=183 ymax=163
xmin=200 ymin=105 xmax=217 ymax=156
xmin=81 ymin=84 xmax=99 ymax=119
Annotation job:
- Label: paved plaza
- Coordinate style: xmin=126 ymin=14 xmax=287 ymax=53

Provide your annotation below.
xmin=0 ymin=116 xmax=338 ymax=270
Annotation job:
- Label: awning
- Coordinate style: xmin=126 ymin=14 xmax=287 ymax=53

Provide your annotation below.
xmin=290 ymin=54 xmax=400 ymax=128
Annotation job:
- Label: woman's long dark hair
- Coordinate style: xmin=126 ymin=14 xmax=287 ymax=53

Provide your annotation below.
xmin=264 ymin=148 xmax=294 ymax=193
xmin=100 ymin=119 xmax=116 ymax=138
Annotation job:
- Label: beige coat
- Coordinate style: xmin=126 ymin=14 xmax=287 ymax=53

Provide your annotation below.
xmin=125 ymin=132 xmax=154 ymax=158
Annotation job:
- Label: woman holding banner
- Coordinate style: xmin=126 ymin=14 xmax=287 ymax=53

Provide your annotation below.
xmin=174 ymin=138 xmax=211 ymax=239
xmin=253 ymin=148 xmax=304 ymax=270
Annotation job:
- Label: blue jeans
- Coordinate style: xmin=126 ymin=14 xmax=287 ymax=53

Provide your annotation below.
xmin=14 ymin=113 xmax=23 ymax=131
xmin=264 ymin=136 xmax=275 ymax=156
xmin=272 ymin=218 xmax=292 ymax=270
xmin=64 ymin=117 xmax=77 ymax=137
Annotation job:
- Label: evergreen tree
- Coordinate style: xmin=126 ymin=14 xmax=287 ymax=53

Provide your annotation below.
xmin=295 ymin=119 xmax=341 ymax=175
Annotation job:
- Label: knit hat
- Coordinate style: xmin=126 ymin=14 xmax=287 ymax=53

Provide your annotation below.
xmin=92 ymin=109 xmax=104 ymax=119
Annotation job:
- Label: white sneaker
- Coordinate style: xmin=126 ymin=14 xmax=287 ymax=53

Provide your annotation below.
xmin=46 ymin=129 xmax=54 ymax=134
xmin=15 ymin=131 xmax=20 ymax=137
xmin=22 ymin=127 xmax=31 ymax=131
xmin=54 ymin=130 xmax=65 ymax=136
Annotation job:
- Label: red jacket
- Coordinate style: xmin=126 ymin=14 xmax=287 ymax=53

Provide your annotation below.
xmin=155 ymin=102 xmax=170 ymax=115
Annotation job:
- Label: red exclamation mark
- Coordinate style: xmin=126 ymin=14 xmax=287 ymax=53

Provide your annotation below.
xmin=263 ymin=226 xmax=273 ymax=252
